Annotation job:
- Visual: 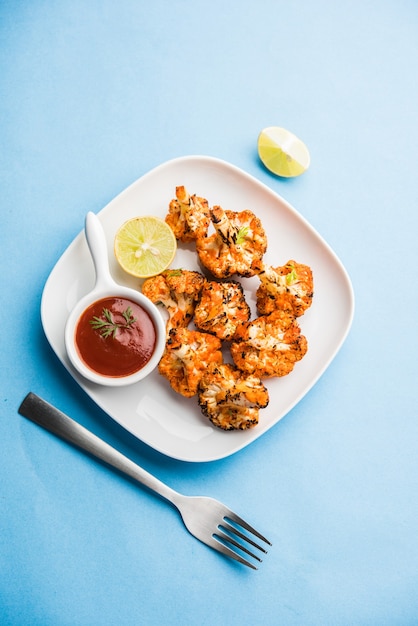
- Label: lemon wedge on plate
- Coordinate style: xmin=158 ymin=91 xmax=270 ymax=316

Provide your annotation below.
xmin=258 ymin=126 xmax=310 ymax=178
xmin=114 ymin=216 xmax=177 ymax=278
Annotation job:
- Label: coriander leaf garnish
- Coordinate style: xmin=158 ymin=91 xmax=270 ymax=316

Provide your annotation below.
xmin=286 ymin=269 xmax=298 ymax=285
xmin=90 ymin=306 xmax=137 ymax=338
xmin=235 ymin=226 xmax=249 ymax=245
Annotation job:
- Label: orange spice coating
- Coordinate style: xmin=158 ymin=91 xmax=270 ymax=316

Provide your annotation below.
xmin=198 ymin=362 xmax=269 ymax=430
xmin=193 ymin=280 xmax=251 ymax=341
xmin=230 ymin=310 xmax=308 ymax=378
xmin=158 ymin=327 xmax=223 ymax=397
xmin=165 ymin=186 xmax=210 ymax=242
xmin=142 ymin=269 xmax=206 ymax=334
xmin=256 ymin=260 xmax=313 ymax=317
xmin=196 ymin=206 xmax=267 ymax=278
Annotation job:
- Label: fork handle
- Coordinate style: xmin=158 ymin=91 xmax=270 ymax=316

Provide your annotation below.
xmin=19 ymin=393 xmax=180 ymax=505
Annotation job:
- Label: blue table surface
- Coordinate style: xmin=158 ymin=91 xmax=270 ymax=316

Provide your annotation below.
xmin=1 ymin=1 xmax=417 ymax=624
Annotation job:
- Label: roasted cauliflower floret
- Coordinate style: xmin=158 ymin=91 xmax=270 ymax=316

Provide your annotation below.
xmin=193 ymin=280 xmax=251 ymax=341
xmin=158 ymin=328 xmax=223 ymax=397
xmin=198 ymin=363 xmax=269 ymax=430
xmin=196 ymin=206 xmax=267 ymax=278
xmin=142 ymin=269 xmax=206 ymax=334
xmin=230 ymin=310 xmax=308 ymax=378
xmin=165 ymin=185 xmax=210 ymax=242
xmin=256 ymin=260 xmax=313 ymax=317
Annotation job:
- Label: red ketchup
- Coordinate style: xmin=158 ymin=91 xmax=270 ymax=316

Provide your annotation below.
xmin=75 ymin=296 xmax=156 ymax=378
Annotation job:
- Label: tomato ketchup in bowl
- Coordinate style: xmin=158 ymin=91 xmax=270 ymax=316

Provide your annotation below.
xmin=75 ymin=296 xmax=157 ymax=378
xmin=65 ymin=212 xmax=166 ymax=386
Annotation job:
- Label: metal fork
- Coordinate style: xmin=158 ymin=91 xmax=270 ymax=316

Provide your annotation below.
xmin=18 ymin=393 xmax=271 ymax=569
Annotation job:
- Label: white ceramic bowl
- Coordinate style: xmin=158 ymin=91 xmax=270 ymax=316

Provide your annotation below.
xmin=64 ymin=212 xmax=166 ymax=386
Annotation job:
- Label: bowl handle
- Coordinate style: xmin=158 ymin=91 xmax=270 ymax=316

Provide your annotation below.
xmin=85 ymin=212 xmax=116 ymax=291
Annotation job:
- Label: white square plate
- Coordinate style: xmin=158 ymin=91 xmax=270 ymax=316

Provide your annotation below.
xmin=41 ymin=156 xmax=354 ymax=462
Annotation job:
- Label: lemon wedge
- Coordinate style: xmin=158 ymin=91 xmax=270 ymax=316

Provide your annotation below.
xmin=114 ymin=216 xmax=177 ymax=278
xmin=258 ymin=127 xmax=310 ymax=178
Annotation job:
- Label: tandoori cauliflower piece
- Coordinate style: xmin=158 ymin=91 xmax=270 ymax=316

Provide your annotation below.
xmin=198 ymin=363 xmax=269 ymax=430
xmin=196 ymin=206 xmax=267 ymax=278
xmin=256 ymin=260 xmax=313 ymax=317
xmin=158 ymin=328 xmax=223 ymax=397
xmin=142 ymin=269 xmax=206 ymax=334
xmin=193 ymin=280 xmax=251 ymax=341
xmin=165 ymin=185 xmax=211 ymax=242
xmin=230 ymin=310 xmax=308 ymax=378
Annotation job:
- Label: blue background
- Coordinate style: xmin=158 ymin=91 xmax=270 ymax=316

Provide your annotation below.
xmin=1 ymin=1 xmax=417 ymax=624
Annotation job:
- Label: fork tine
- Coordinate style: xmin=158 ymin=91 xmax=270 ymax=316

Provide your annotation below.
xmin=220 ymin=520 xmax=268 ymax=554
xmin=225 ymin=512 xmax=272 ymax=547
xmin=209 ymin=535 xmax=259 ymax=570
xmin=210 ymin=507 xmax=272 ymax=569
xmin=216 ymin=528 xmax=263 ymax=562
